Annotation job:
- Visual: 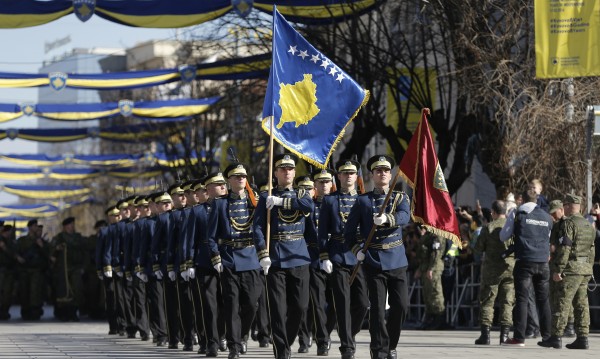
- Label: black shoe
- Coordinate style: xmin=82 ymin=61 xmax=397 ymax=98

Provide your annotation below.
xmin=566 ymin=336 xmax=589 ymax=350
xmin=259 ymin=338 xmax=270 ymax=348
xmin=168 ymin=343 xmax=179 ymax=349
xmin=298 ymin=344 xmax=309 ymax=353
xmin=156 ymin=339 xmax=167 ymax=347
xmin=475 ymin=325 xmax=490 ymax=345
xmin=317 ymin=343 xmax=329 ymax=356
xmin=206 ymin=347 xmax=219 ymax=357
xmin=241 ymin=341 xmax=247 ymax=354
xmin=341 ymin=348 xmax=355 ymax=359
xmin=70 ymin=315 xmax=80 ymax=322
xmin=387 ymin=349 xmax=397 ymax=359
xmin=500 ymin=325 xmax=510 ymax=345
xmin=537 ymin=336 xmax=561 ymax=349
xmin=198 ymin=342 xmax=207 ymax=354
xmin=141 ymin=334 xmax=149 ymax=341
xmin=108 ymin=330 xmax=117 ymax=335
xmin=127 ymin=333 xmax=136 ymax=339
xmin=118 ymin=330 xmax=125 ymax=336
xmin=563 ymin=323 xmax=575 ymax=338
xmin=525 ymin=330 xmax=539 ymax=339
xmin=228 ymin=350 xmax=240 ymax=359
xmin=219 ymin=339 xmax=227 ymax=352
xmin=183 ymin=344 xmax=193 ymax=351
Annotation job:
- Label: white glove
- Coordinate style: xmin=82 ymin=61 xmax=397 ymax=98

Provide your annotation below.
xmin=214 ymin=263 xmax=223 ymax=273
xmin=356 ymin=250 xmax=365 ymax=262
xmin=104 ymin=271 xmax=112 ymax=278
xmin=136 ymin=272 xmax=148 ymax=283
xmin=187 ymin=267 xmax=196 ymax=279
xmin=260 ymin=257 xmax=271 ymax=275
xmin=116 ymin=271 xmax=123 ymax=278
xmin=168 ymin=270 xmax=177 ymax=281
xmin=154 ymin=270 xmax=163 ymax=280
xmin=321 ymin=259 xmax=333 ymax=274
xmin=373 ymin=214 xmax=388 ymax=226
xmin=266 ymin=196 xmax=284 ymax=210
xmin=181 ymin=269 xmax=190 ymax=281
xmin=126 ymin=273 xmax=133 ymax=282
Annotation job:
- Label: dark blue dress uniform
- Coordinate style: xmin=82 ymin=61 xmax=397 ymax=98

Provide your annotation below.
xmin=319 ymin=185 xmax=369 ymax=356
xmin=344 ymin=155 xmax=411 ymax=359
xmin=252 ymin=153 xmax=315 ymax=359
xmin=105 ymin=218 xmax=126 ymax=334
xmin=128 ymin=199 xmax=151 ymax=341
xmin=114 ymin=201 xmax=135 ymax=337
xmin=208 ymin=163 xmax=266 ymax=357
xmin=97 ymin=207 xmax=118 ymax=334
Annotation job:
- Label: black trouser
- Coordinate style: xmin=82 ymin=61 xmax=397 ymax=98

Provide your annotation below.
xmin=527 ymin=285 xmax=540 ymax=334
xmin=163 ymin=277 xmax=181 ymax=345
xmin=103 ymin=276 xmax=120 ymax=332
xmin=298 ymin=266 xmax=333 ymax=348
xmin=123 ymin=277 xmax=136 ymax=335
xmin=132 ymin=276 xmax=150 ymax=337
xmin=146 ymin=276 xmax=167 ymax=341
xmin=113 ymin=274 xmax=127 ymax=332
xmin=513 ymin=260 xmax=551 ymax=341
xmin=222 ymin=267 xmax=262 ymax=352
xmin=176 ymin=278 xmax=195 ymax=346
xmin=267 ymin=265 xmax=310 ymax=359
xmin=364 ymin=265 xmax=408 ymax=359
xmin=331 ymin=262 xmax=369 ymax=352
xmin=196 ymin=267 xmax=222 ymax=352
xmin=252 ymin=279 xmax=271 ymax=341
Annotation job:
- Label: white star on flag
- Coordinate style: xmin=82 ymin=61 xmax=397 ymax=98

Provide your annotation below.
xmin=328 ymin=67 xmax=338 ymax=76
xmin=336 ymin=73 xmax=345 ymax=83
xmin=310 ymin=54 xmax=320 ymax=63
xmin=298 ymin=50 xmax=308 ymax=60
xmin=320 ymin=58 xmax=330 ymax=69
xmin=288 ymin=45 xmax=297 ymax=55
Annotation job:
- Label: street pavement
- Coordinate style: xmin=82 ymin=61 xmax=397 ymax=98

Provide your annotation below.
xmin=0 ymin=306 xmax=598 ymax=358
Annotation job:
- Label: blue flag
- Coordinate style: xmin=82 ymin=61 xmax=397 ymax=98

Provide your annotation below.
xmin=261 ymin=9 xmax=369 ymax=169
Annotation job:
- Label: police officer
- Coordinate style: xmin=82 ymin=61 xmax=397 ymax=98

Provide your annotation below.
xmin=17 ymin=219 xmax=48 ymax=320
xmin=472 ymin=200 xmax=514 ymax=345
xmin=319 ymin=159 xmax=369 ymax=359
xmin=344 ymin=155 xmax=410 ymax=359
xmin=208 ymin=163 xmax=265 ymax=359
xmin=414 ymin=227 xmax=446 ymax=330
xmin=253 ymin=153 xmax=315 ymax=359
xmin=500 ymin=188 xmax=553 ymax=346
xmin=538 ymin=194 xmax=595 ymax=349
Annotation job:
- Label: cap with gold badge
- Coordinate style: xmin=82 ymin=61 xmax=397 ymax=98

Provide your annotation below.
xmin=204 ymin=172 xmax=227 ymax=186
xmin=294 ymin=175 xmax=314 ymax=189
xmin=168 ymin=183 xmax=185 ymax=196
xmin=336 ymin=159 xmax=360 ymax=173
xmin=366 ymin=155 xmax=395 ymax=172
xmin=191 ymin=179 xmax=206 ymax=192
xmin=116 ymin=199 xmax=129 ymax=210
xmin=105 ymin=206 xmax=120 ymax=216
xmin=274 ymin=153 xmax=298 ymax=168
xmin=224 ymin=163 xmax=248 ymax=178
xmin=312 ymin=168 xmax=335 ymax=182
xmin=156 ymin=192 xmax=173 ymax=203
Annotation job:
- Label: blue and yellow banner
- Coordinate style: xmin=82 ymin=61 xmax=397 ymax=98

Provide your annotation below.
xmin=1 ymin=184 xmax=91 ymax=199
xmin=0 ymin=97 xmax=220 ymax=123
xmin=535 ymin=0 xmax=600 ymax=78
xmin=261 ymin=9 xmax=369 ymax=168
xmin=0 ymin=0 xmax=377 ymax=29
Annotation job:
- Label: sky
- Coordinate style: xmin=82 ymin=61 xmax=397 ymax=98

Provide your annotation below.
xmin=0 ymin=14 xmax=176 ymax=205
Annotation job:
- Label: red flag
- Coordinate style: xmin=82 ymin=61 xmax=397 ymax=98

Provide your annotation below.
xmin=399 ymin=108 xmax=461 ymax=246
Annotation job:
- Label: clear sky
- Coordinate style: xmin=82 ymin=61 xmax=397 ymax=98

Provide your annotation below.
xmin=0 ymin=14 xmax=176 ymax=205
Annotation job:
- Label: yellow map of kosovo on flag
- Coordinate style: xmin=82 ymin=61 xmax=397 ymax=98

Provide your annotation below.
xmin=261 ymin=8 xmax=369 ymax=169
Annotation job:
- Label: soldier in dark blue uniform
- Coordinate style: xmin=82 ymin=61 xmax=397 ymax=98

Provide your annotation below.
xmin=114 ymin=198 xmax=134 ymax=336
xmin=344 ymin=155 xmax=411 ymax=359
xmin=97 ymin=206 xmax=119 ymax=334
xmin=319 ymin=160 xmax=369 ymax=359
xmin=253 ymin=153 xmax=315 ymax=359
xmin=207 ymin=163 xmax=266 ymax=359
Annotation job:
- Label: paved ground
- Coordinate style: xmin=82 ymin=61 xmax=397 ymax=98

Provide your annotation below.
xmin=0 ymin=306 xmax=598 ymax=358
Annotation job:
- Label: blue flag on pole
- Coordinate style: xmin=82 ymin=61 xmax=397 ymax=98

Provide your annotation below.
xmin=261 ymin=8 xmax=369 ymax=169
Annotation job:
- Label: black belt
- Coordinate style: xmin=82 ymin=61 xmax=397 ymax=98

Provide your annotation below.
xmin=271 ymin=234 xmax=303 ymax=242
xmin=369 ymin=239 xmax=403 ymax=250
xmin=331 ymin=234 xmax=345 ymax=242
xmin=222 ymin=239 xmax=254 ymax=249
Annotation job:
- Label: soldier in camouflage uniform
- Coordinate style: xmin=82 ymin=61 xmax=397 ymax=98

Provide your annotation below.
xmin=548 ymin=200 xmax=575 ymax=337
xmin=538 ymin=194 xmax=595 ymax=350
xmin=472 ymin=200 xmax=514 ymax=345
xmin=414 ymin=226 xmax=445 ymax=330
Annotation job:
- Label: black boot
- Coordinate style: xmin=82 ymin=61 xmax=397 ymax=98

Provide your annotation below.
xmin=565 ymin=336 xmax=588 ymax=350
xmin=537 ymin=335 xmax=561 ymax=349
xmin=563 ymin=322 xmax=575 ymax=338
xmin=500 ymin=325 xmax=510 ymax=345
xmin=474 ymin=326 xmax=490 ymax=345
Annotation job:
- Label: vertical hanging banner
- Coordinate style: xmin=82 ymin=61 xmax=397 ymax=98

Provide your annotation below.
xmin=535 ymin=0 xmax=600 ymax=78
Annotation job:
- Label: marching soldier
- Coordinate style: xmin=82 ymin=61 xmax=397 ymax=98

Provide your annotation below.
xmin=472 ymin=200 xmax=514 ymax=345
xmin=539 ymin=194 xmax=595 ymax=349
xmin=207 ymin=163 xmax=265 ymax=359
xmin=117 ymin=196 xmax=137 ymax=338
xmin=97 ymin=206 xmax=121 ymax=334
xmin=319 ymin=159 xmax=369 ymax=359
xmin=83 ymin=220 xmax=106 ymax=319
xmin=51 ymin=217 xmax=86 ymax=322
xmin=414 ymin=227 xmax=446 ymax=330
xmin=17 ymin=219 xmax=49 ymax=320
xmin=344 ymin=155 xmax=411 ymax=359
xmin=253 ymin=153 xmax=315 ymax=359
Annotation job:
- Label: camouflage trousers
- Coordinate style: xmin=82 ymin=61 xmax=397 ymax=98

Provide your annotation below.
xmin=478 ymin=269 xmax=514 ymax=327
xmin=550 ymin=279 xmax=573 ymax=323
xmin=422 ymin=269 xmax=444 ymax=315
xmin=551 ymin=274 xmax=590 ymax=337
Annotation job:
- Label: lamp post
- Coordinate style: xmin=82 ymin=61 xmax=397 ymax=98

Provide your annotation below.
xmin=586 ymin=106 xmax=598 ymax=211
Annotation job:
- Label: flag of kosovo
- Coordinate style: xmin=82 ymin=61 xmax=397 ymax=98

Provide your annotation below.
xmin=261 ymin=8 xmax=369 ymax=169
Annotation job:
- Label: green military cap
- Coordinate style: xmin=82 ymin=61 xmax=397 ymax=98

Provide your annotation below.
xmin=204 ymin=172 xmax=226 ymax=186
xmin=168 ymin=183 xmax=185 ymax=196
xmin=274 ymin=153 xmax=297 ymax=168
xmin=224 ymin=162 xmax=248 ymax=178
xmin=295 ymin=175 xmax=314 ymax=189
xmin=366 ymin=155 xmax=395 ymax=172
xmin=336 ymin=159 xmax=360 ymax=173
xmin=116 ymin=199 xmax=129 ymax=210
xmin=563 ymin=193 xmax=582 ymax=204
xmin=312 ymin=168 xmax=335 ymax=182
xmin=549 ymin=200 xmax=563 ymax=214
